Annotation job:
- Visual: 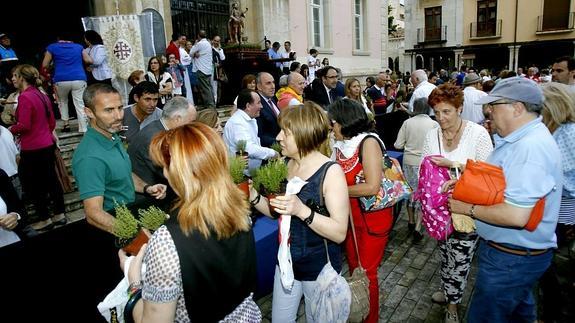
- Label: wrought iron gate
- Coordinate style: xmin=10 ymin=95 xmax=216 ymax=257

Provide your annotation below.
xmin=170 ymin=0 xmax=230 ymax=39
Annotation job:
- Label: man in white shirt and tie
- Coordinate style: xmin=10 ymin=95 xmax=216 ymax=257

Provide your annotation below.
xmin=224 ymin=89 xmax=278 ymax=171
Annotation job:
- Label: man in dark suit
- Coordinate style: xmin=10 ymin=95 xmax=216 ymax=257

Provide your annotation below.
xmin=366 ymin=72 xmax=391 ymax=115
xmin=255 ymin=72 xmax=280 ymax=147
xmin=303 ymin=66 xmax=340 ymax=109
xmin=128 ymin=97 xmax=196 ymax=205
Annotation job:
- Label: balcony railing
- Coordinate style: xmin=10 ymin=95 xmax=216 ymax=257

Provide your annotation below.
xmin=417 ymin=26 xmax=447 ymax=43
xmin=470 ymin=19 xmax=502 ymax=39
xmin=537 ymin=12 xmax=575 ymax=32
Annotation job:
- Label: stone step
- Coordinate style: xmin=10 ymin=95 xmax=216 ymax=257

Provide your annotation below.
xmin=59 ymin=142 xmax=79 ymax=160
xmin=25 ymin=190 xmax=83 ymax=221
xmin=57 ymin=132 xmax=84 ymax=146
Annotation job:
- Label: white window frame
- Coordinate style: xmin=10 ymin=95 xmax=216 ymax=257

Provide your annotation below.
xmin=310 ymin=0 xmax=325 ymax=48
xmin=354 ymin=0 xmax=364 ymax=50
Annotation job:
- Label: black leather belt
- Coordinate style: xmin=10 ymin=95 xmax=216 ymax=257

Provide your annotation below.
xmin=487 ymin=241 xmax=549 ymax=256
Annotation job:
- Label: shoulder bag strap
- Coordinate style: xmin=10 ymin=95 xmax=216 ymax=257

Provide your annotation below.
xmin=348 ymin=204 xmax=364 ymax=268
xmin=318 ymin=160 xmax=363 ymax=268
xmin=358 ymin=134 xmax=387 ymax=164
xmin=318 ymin=161 xmax=337 ymax=264
xmin=437 ymin=130 xmax=443 ymax=155
xmin=32 ymin=90 xmax=51 ymax=119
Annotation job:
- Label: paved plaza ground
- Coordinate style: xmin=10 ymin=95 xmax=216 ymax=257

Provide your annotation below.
xmin=256 ymin=209 xmax=575 ymax=323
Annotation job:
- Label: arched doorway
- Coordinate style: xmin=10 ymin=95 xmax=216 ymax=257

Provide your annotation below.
xmin=142 ymin=8 xmax=167 ymax=56
xmin=388 ymin=57 xmax=394 ymax=71
xmin=416 ymin=55 xmax=424 ymax=69
xmin=394 ymin=57 xmax=400 ymax=73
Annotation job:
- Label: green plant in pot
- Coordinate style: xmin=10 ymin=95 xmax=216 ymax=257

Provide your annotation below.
xmin=113 ymin=201 xmax=149 ymax=255
xmin=229 ymin=155 xmax=249 ymax=198
xmin=270 ymin=142 xmax=282 ymax=158
xmin=138 ymin=205 xmax=169 ymax=232
xmin=236 ymin=139 xmax=248 ymax=157
xmin=252 ymin=159 xmax=288 ymax=218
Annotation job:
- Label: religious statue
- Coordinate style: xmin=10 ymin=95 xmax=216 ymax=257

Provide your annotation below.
xmin=228 ymin=1 xmax=248 ymax=44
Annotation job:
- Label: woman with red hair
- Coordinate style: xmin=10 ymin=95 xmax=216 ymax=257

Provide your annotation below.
xmin=420 ymin=83 xmax=493 ymax=323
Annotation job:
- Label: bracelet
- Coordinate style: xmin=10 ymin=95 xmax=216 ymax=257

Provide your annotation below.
xmin=124 ymin=288 xmax=142 ymax=323
xmin=304 ymin=209 xmax=315 ymax=226
xmin=143 ymin=184 xmax=151 ymax=195
xmin=469 ymin=204 xmax=476 ymax=219
xmin=127 ymin=281 xmax=142 ymax=297
xmin=250 ymin=193 xmax=261 ymax=206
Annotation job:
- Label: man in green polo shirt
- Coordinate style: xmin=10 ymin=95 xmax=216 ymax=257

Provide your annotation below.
xmin=72 ymin=83 xmax=166 ymax=235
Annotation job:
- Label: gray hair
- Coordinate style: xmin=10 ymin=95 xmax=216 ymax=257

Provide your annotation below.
xmin=83 ymin=83 xmax=120 ymax=111
xmin=413 ymin=97 xmax=432 ymax=116
xmin=279 ymin=74 xmax=289 ymax=87
xmin=162 ymin=96 xmax=193 ymax=119
xmin=522 ymin=101 xmax=543 ymax=115
xmin=412 ymin=69 xmax=428 ymax=83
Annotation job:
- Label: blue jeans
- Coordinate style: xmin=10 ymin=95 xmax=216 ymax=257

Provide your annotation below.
xmin=468 ymin=240 xmax=553 ymax=323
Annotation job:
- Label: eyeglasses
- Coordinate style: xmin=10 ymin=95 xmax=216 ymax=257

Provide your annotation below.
xmin=486 ymin=101 xmax=514 ymax=109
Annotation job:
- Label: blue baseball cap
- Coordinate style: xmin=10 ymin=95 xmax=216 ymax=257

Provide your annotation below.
xmin=477 ymin=76 xmax=543 ymax=106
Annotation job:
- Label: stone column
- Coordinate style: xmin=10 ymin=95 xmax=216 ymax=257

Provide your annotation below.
xmin=508 ymin=45 xmax=521 ymax=71
xmin=453 ymin=49 xmax=464 ymax=69
xmin=404 ymin=52 xmax=413 ymax=73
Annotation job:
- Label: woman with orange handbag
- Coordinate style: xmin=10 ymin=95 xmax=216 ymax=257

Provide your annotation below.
xmin=330 ymin=98 xmax=393 ymax=323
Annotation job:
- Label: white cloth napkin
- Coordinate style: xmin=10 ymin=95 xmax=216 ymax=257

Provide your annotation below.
xmin=277 ymin=176 xmax=308 ymax=291
xmin=332 ymin=132 xmax=384 ymax=159
xmin=97 ymin=255 xmax=147 ymax=322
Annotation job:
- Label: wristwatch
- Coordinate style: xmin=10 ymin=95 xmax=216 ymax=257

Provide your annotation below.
xmin=304 ymin=209 xmax=315 ymax=226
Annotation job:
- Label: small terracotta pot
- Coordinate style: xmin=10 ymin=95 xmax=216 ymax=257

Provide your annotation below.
xmin=237 ymin=181 xmax=249 ymax=199
xmin=120 ymin=230 xmax=149 ymax=256
xmin=266 ymin=193 xmax=281 ymax=219
xmin=236 ymin=151 xmax=249 ymax=157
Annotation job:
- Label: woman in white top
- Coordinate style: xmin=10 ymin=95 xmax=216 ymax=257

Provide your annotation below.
xmin=420 ymin=83 xmax=493 ymax=323
xmin=84 ymin=30 xmax=113 ymax=85
xmin=343 ymin=78 xmax=374 ymax=116
xmin=394 ymin=97 xmax=438 ymax=241
xmin=145 ymin=56 xmax=173 ymax=109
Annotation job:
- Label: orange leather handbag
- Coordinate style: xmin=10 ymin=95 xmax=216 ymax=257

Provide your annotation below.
xmin=452 ymin=159 xmax=544 ymax=232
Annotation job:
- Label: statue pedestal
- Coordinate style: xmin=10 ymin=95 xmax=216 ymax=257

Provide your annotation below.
xmin=219 ymin=47 xmax=280 ymax=105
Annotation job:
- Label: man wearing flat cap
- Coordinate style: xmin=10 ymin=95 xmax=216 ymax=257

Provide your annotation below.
xmin=461 ymin=73 xmax=487 ymax=124
xmin=449 ymin=77 xmax=562 ymax=322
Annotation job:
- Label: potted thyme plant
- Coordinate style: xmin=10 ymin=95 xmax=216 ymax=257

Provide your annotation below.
xmin=270 ymin=142 xmax=282 ymax=158
xmin=113 ymin=201 xmax=149 ymax=256
xmin=229 ymin=155 xmax=249 ymax=198
xmin=252 ymin=159 xmax=288 ymax=218
xmin=138 ymin=205 xmax=169 ymax=232
xmin=236 ymin=139 xmax=248 ymax=157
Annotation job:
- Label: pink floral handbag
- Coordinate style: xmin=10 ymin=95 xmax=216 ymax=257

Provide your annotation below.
xmin=414 ymin=155 xmax=454 ymax=240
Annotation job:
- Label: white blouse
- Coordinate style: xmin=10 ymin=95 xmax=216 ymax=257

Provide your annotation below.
xmin=421 ymin=120 xmax=493 ymax=164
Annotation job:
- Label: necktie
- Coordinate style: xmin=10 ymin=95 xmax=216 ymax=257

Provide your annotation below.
xmin=328 ymin=89 xmax=335 ymax=104
xmin=269 ymin=99 xmax=279 ymax=117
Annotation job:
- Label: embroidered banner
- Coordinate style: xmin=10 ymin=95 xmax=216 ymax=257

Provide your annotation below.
xmin=82 ymin=15 xmax=144 ymax=80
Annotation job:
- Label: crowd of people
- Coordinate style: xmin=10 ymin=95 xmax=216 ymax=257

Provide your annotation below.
xmin=0 ymin=27 xmax=574 ymax=322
